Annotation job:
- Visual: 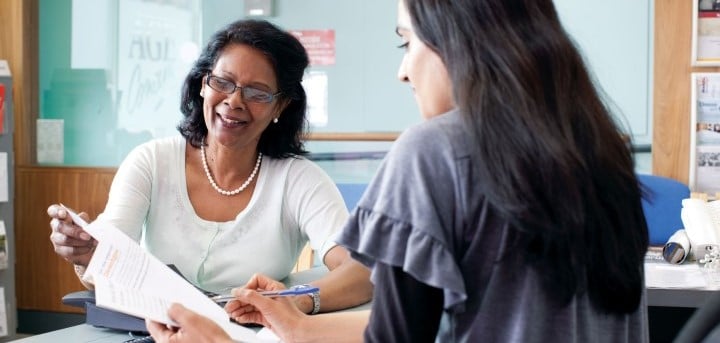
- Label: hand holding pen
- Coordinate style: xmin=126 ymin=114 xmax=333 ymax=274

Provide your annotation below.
xmin=223 ymin=273 xmax=309 ymax=324
xmin=211 ymin=284 xmax=320 ymax=303
xmin=223 ymin=274 xmax=312 ymax=334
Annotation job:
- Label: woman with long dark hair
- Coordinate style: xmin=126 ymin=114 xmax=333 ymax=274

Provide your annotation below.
xmin=149 ymin=1 xmax=649 ymax=341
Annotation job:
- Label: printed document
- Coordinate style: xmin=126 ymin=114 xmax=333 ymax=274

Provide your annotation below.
xmin=81 ymin=218 xmax=263 ymax=342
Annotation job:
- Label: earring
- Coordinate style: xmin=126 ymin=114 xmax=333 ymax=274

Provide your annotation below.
xmin=273 ymin=118 xmax=279 ymax=124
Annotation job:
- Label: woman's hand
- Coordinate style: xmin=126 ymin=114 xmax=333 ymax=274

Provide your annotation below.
xmin=232 ymin=287 xmax=307 ymax=343
xmin=225 ymin=273 xmax=287 ymax=323
xmin=47 ymin=204 xmax=96 ymax=267
xmin=146 ymin=303 xmax=233 ymax=343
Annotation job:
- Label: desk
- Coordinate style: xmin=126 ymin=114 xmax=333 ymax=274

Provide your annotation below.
xmin=644 ymin=259 xmax=720 ymax=342
xmin=15 ymin=264 xmax=705 ymax=342
xmin=12 ymin=267 xmax=370 ymax=343
xmin=645 ymin=256 xmax=720 ymax=308
xmin=647 ymin=288 xmax=717 ymax=308
xmin=10 ymin=325 xmax=133 ymax=343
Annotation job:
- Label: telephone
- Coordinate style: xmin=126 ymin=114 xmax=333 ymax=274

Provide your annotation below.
xmin=679 ymin=198 xmax=720 ymax=260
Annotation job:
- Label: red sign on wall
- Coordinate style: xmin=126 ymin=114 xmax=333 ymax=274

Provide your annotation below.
xmin=290 ymin=30 xmax=336 ymax=66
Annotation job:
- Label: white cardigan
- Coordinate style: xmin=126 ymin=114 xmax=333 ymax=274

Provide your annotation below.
xmin=98 ymin=136 xmax=347 ymax=292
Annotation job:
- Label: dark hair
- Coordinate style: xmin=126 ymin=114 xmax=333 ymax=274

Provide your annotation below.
xmin=404 ymin=0 xmax=648 ymax=314
xmin=177 ymin=19 xmax=309 ymax=157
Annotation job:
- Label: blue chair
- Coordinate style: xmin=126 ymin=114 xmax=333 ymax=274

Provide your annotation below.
xmin=637 ymin=174 xmax=690 ymax=245
xmin=308 ymin=183 xmax=368 ymax=268
xmin=336 ymin=183 xmax=367 ymax=211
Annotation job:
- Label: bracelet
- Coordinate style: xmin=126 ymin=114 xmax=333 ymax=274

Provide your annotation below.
xmin=300 ymin=284 xmax=320 ymax=314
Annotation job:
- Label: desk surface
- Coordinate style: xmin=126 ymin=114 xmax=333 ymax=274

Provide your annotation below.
xmin=13 ymin=263 xmax=713 ymax=342
xmin=11 ymin=267 xmax=370 ymax=343
xmin=11 ymin=325 xmax=132 ymax=343
xmin=644 ymin=252 xmax=720 ymax=308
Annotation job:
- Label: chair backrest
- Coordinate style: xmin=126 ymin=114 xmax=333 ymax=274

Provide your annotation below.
xmin=638 ymin=174 xmax=690 ymax=245
xmin=336 ymin=183 xmax=367 ymax=211
xmin=674 ymin=291 xmax=720 ymax=342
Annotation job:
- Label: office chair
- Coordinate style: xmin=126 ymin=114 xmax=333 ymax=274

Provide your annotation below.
xmin=674 ymin=291 xmax=720 ymax=342
xmin=638 ymin=174 xmax=690 ymax=246
xmin=336 ymin=183 xmax=367 ymax=211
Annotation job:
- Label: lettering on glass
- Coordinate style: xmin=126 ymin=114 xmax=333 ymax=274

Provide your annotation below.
xmin=117 ymin=0 xmax=198 ymax=137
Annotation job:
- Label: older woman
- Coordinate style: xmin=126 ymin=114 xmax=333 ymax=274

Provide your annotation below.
xmin=48 ymin=19 xmax=372 ymax=315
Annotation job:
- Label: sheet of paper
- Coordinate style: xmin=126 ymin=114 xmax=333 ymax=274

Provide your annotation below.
xmin=83 ymin=219 xmax=262 ymax=342
xmin=0 ymin=61 xmax=9 ymax=77
xmin=36 ymin=119 xmax=64 ymax=164
xmin=0 ymin=153 xmax=8 ymax=203
xmin=645 ymin=262 xmax=709 ymax=289
xmin=94 ymin=276 xmax=176 ymax=325
xmin=256 ymin=327 xmax=282 ymax=342
xmin=0 ymin=287 xmax=7 ymax=337
xmin=60 ymin=204 xmax=89 ymax=229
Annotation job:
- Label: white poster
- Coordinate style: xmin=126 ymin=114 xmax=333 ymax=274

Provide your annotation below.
xmin=36 ymin=119 xmax=64 ymax=164
xmin=117 ymin=0 xmax=199 ymax=138
xmin=696 ymin=145 xmax=720 ymax=195
xmin=302 ymin=71 xmax=329 ymax=127
xmin=692 ymin=73 xmax=720 ymax=194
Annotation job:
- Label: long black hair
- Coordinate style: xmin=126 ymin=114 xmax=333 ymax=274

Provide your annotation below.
xmin=177 ymin=19 xmax=309 ymax=157
xmin=404 ymin=0 xmax=648 ymax=314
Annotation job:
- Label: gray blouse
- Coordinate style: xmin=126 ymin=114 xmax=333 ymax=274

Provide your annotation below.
xmin=338 ymin=109 xmax=649 ymax=342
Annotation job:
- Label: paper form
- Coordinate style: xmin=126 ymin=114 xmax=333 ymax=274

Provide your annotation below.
xmin=82 ymin=219 xmax=262 ymax=342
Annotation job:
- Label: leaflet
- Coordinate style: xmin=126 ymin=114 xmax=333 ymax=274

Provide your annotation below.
xmin=81 ymin=218 xmax=262 ymax=342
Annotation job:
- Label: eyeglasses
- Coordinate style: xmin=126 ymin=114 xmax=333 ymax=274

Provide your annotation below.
xmin=205 ymin=74 xmax=281 ymax=103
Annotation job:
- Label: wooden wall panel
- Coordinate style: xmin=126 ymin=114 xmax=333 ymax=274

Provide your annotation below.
xmin=653 ymin=0 xmax=720 ymax=182
xmin=16 ymin=167 xmax=115 ymax=312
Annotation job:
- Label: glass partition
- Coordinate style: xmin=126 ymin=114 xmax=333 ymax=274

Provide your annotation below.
xmin=38 ymin=0 xmax=653 ymax=174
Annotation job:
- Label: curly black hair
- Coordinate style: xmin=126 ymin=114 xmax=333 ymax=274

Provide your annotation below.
xmin=177 ymin=19 xmax=309 ymax=157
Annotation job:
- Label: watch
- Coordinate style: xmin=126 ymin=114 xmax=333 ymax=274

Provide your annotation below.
xmin=300 ymin=284 xmax=320 ymax=314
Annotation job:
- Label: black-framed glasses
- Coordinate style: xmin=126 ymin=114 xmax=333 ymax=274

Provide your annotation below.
xmin=205 ymin=74 xmax=281 ymax=103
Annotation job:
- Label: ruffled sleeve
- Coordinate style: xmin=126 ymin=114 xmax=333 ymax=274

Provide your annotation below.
xmin=337 ymin=111 xmax=472 ymax=311
xmin=340 ymin=207 xmax=467 ymax=311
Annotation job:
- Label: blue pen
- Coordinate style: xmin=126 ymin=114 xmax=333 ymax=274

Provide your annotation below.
xmin=211 ymin=285 xmax=319 ymax=303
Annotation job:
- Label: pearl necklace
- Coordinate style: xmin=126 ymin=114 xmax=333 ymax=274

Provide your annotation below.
xmin=200 ymin=144 xmax=262 ymax=196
